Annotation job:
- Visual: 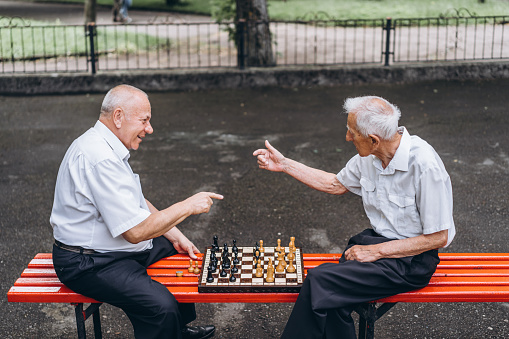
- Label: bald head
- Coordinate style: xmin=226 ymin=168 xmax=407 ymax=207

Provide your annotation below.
xmin=343 ymin=96 xmax=401 ymax=140
xmin=100 ymin=85 xmax=149 ymax=119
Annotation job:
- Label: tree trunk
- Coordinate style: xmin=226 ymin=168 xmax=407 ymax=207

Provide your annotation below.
xmin=236 ymin=0 xmax=275 ymax=67
xmin=84 ymin=0 xmax=97 ymax=24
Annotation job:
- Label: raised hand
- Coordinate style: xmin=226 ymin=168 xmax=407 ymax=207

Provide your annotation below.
xmin=184 ymin=192 xmax=223 ymax=215
xmin=253 ymin=140 xmax=286 ymax=172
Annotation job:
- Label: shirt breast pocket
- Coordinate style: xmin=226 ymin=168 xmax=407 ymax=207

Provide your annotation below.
xmin=360 ymin=177 xmax=377 ymax=209
xmin=388 ymin=194 xmax=418 ymax=229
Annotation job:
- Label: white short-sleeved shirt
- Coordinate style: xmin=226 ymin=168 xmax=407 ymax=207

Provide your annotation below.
xmin=50 ymin=121 xmax=153 ymax=253
xmin=337 ymin=127 xmax=456 ymax=247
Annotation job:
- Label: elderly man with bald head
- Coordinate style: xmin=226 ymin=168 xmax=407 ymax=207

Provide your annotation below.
xmin=51 ymin=85 xmax=220 ymax=339
xmin=253 ymin=96 xmax=456 ymax=338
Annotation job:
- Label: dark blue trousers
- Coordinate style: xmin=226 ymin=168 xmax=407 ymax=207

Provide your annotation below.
xmin=53 ymin=236 xmax=196 ymax=339
xmin=281 ymin=229 xmax=440 ymax=339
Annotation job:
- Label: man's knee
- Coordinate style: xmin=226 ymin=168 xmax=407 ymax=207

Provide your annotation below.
xmin=147 ymin=288 xmax=180 ymax=319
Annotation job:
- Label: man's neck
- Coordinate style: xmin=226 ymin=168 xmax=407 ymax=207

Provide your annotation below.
xmin=373 ymin=133 xmax=403 ymax=169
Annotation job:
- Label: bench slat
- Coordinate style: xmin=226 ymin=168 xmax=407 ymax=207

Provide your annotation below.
xmin=9 ymin=253 xmax=509 ymax=305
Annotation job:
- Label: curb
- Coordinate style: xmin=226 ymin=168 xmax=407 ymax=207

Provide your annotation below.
xmin=1 ymin=61 xmax=508 ymax=95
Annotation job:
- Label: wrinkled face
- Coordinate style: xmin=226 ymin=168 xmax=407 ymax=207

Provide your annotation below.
xmin=118 ymin=95 xmax=153 ymax=150
xmin=345 ymin=113 xmax=373 ymax=157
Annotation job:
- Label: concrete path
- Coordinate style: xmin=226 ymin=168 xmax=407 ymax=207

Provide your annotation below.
xmin=0 ymin=0 xmax=211 ymax=24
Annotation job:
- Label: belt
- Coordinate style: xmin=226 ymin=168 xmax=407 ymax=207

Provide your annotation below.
xmin=54 ymin=240 xmax=97 ymax=255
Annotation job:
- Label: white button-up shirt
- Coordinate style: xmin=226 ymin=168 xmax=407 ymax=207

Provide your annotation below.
xmin=50 ymin=121 xmax=153 ymax=253
xmin=337 ymin=127 xmax=456 ymax=247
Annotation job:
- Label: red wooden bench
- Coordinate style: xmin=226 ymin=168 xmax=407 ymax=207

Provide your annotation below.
xmin=8 ymin=253 xmax=509 ymax=339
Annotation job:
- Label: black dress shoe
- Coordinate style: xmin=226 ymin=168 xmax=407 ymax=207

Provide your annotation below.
xmin=181 ymin=325 xmax=215 ymax=339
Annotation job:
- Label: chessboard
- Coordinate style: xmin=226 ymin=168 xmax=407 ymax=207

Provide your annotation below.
xmin=198 ymin=246 xmax=304 ymax=293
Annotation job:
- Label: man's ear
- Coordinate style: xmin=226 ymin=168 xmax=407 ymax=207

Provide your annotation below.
xmin=112 ymin=108 xmax=123 ymax=129
xmin=369 ymin=134 xmax=380 ymax=148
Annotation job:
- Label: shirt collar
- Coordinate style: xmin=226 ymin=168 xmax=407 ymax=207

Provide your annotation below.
xmin=94 ymin=120 xmax=130 ymax=161
xmin=390 ymin=126 xmax=410 ymax=172
xmin=373 ymin=126 xmax=410 ymax=174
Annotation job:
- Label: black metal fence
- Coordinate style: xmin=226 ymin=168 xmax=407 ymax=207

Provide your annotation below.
xmin=1 ymin=15 xmax=508 ymax=74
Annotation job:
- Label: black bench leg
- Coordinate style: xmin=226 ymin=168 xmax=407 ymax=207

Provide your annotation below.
xmin=356 ymin=303 xmax=376 ymax=339
xmin=74 ymin=303 xmax=87 ymax=339
xmin=355 ymin=302 xmax=397 ymax=339
xmin=73 ymin=302 xmax=103 ymax=339
xmin=93 ymin=306 xmax=103 ymax=339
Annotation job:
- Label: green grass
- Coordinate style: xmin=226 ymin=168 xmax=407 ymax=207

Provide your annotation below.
xmin=28 ymin=0 xmax=509 ymax=19
xmin=266 ymin=0 xmax=509 ymax=21
xmin=0 ymin=19 xmax=169 ymax=60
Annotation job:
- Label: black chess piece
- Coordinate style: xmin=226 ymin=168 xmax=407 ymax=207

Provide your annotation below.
xmin=206 ymin=266 xmax=214 ymax=283
xmin=233 ymin=251 xmax=240 ymax=265
xmin=213 ymin=235 xmax=219 ymax=251
xmin=232 ymin=239 xmax=238 ymax=253
xmin=229 ymin=274 xmax=236 ymax=282
xmin=223 ymin=243 xmax=229 ymax=255
xmin=220 ymin=267 xmax=227 ymax=277
xmin=223 ymin=255 xmax=231 ymax=269
xmin=231 ymin=262 xmax=238 ymax=274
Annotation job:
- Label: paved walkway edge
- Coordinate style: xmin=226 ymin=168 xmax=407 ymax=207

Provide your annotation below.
xmin=1 ymin=62 xmax=508 ymax=94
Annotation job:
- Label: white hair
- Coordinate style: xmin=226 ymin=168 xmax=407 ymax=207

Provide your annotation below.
xmin=343 ymin=96 xmax=401 ymax=140
xmin=100 ymin=84 xmax=148 ymax=117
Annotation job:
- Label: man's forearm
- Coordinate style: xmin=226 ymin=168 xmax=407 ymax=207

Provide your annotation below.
xmin=346 ymin=230 xmax=448 ymax=262
xmin=380 ymin=230 xmax=447 ymax=257
xmin=123 ymin=202 xmax=191 ymax=243
xmin=283 ymin=158 xmax=347 ymax=195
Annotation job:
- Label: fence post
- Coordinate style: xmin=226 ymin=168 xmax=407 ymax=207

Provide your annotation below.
xmin=87 ymin=22 xmax=97 ymax=74
xmin=237 ymin=19 xmax=246 ymax=70
xmin=383 ymin=17 xmax=392 ymax=66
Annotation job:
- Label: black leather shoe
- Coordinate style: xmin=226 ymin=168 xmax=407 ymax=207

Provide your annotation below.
xmin=181 ymin=325 xmax=215 ymax=339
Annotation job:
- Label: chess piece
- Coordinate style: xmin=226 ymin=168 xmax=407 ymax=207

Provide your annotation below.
xmin=233 ymin=251 xmax=240 ymax=265
xmin=289 ymin=236 xmax=295 ymax=251
xmin=254 ymin=250 xmax=260 ymax=263
xmin=210 ymin=251 xmax=217 ymax=272
xmin=279 ymin=251 xmax=287 ymax=267
xmin=206 ymin=266 xmax=214 ymax=283
xmin=193 ymin=261 xmax=200 ymax=274
xmin=229 ymin=274 xmax=236 ymax=282
xmin=176 ymin=271 xmax=183 ymax=277
xmin=223 ymin=256 xmax=231 ymax=269
xmin=276 ymin=239 xmax=282 ymax=253
xmin=255 ymin=259 xmax=263 ymax=278
xmin=220 ymin=267 xmax=227 ymax=277
xmin=287 ymin=249 xmax=295 ymax=263
xmin=287 ymin=254 xmax=295 ymax=273
xmin=223 ymin=243 xmax=229 ymax=255
xmin=188 ymin=259 xmax=194 ymax=273
xmin=232 ymin=239 xmax=238 ymax=253
xmin=213 ymin=235 xmax=219 ymax=251
xmin=259 ymin=240 xmax=265 ymax=253
xmin=276 ymin=251 xmax=286 ymax=273
xmin=265 ymin=258 xmax=274 ymax=283
xmin=231 ymin=262 xmax=238 ymax=274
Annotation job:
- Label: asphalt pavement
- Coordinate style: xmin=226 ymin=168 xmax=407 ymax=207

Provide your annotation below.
xmin=1 ymin=1 xmax=509 ymax=339
xmin=1 ymin=78 xmax=509 ymax=338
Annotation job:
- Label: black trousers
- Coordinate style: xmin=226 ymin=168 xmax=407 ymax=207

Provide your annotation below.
xmin=281 ymin=229 xmax=440 ymax=339
xmin=53 ymin=236 xmax=196 ymax=339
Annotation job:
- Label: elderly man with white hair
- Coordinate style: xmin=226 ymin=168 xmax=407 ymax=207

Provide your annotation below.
xmin=253 ymin=95 xmax=456 ymax=339
xmin=51 ymin=84 xmax=221 ymax=339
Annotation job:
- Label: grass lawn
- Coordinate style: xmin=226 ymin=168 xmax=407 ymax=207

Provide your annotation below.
xmin=28 ymin=0 xmax=509 ymax=19
xmin=0 ymin=19 xmax=169 ymax=60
